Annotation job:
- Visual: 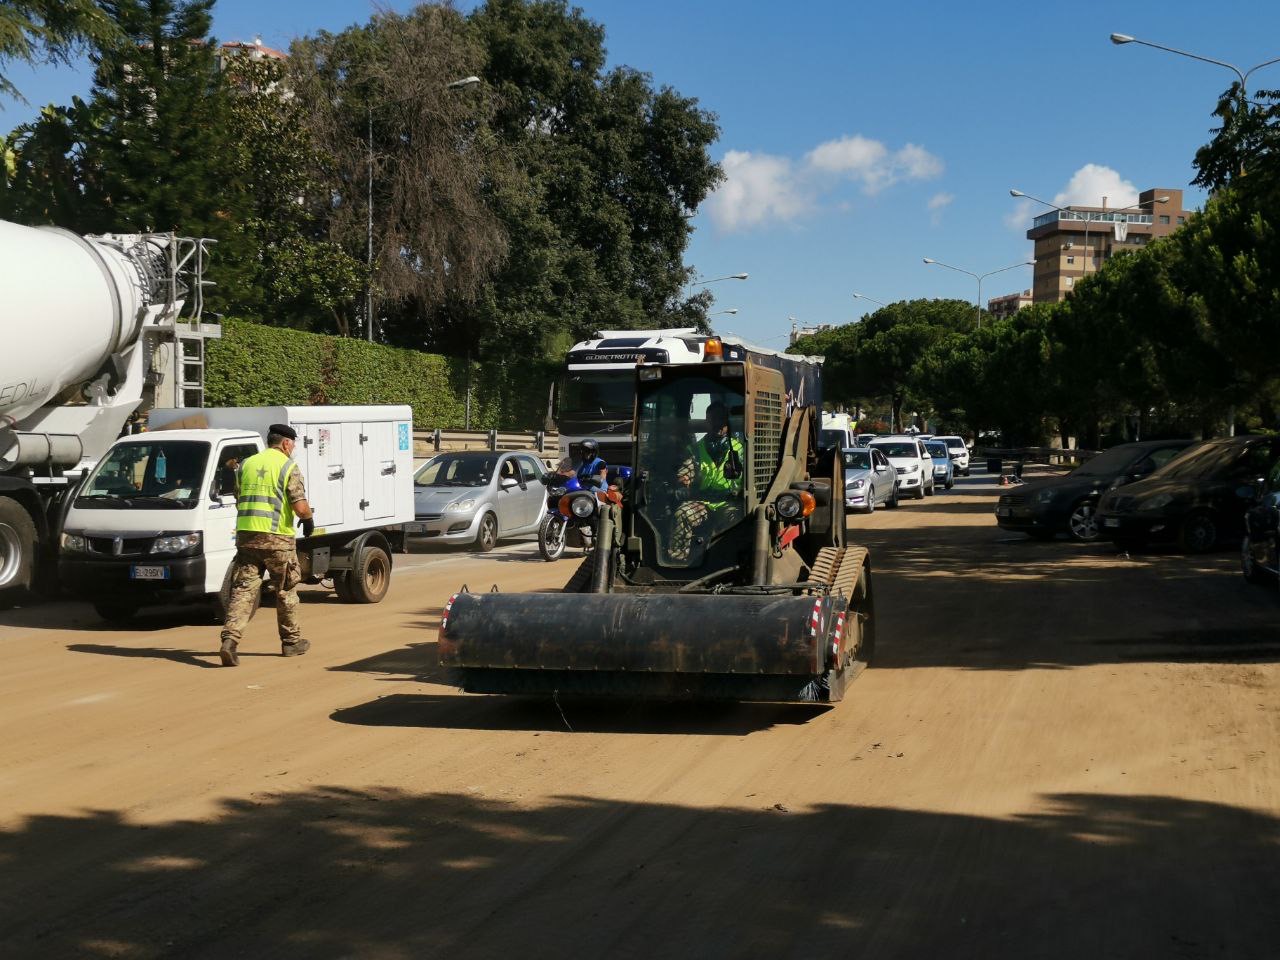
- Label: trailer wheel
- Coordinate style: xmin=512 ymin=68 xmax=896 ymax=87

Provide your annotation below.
xmin=0 ymin=499 xmax=36 ymax=609
xmin=347 ymin=543 xmax=391 ymax=603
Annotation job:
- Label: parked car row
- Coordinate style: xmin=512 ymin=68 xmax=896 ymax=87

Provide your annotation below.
xmin=841 ymin=434 xmax=971 ymax=512
xmin=996 ymin=436 xmax=1280 ymax=560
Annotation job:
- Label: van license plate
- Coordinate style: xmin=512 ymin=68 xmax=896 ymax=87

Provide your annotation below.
xmin=130 ymin=565 xmax=168 ymax=581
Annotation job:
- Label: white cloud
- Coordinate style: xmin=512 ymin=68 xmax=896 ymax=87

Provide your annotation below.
xmin=1004 ymin=163 xmax=1140 ymax=234
xmin=1053 ymin=163 xmax=1138 ymax=208
xmin=705 ymin=149 xmax=813 ymax=232
xmin=1004 ymin=197 xmax=1034 ymax=232
xmin=927 ymin=191 xmax=954 ymax=225
xmin=707 ymin=135 xmax=944 ymax=233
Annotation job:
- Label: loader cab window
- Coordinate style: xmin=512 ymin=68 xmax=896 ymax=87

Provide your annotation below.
xmin=635 ymin=375 xmax=746 ymax=568
xmin=78 ymin=440 xmax=210 ymax=509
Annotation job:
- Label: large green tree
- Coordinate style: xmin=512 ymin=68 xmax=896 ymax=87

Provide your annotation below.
xmin=0 ymin=0 xmax=117 ymax=100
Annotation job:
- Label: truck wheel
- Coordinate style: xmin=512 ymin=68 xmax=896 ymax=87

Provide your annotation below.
xmin=538 ymin=514 xmax=567 ymax=561
xmin=347 ymin=543 xmax=391 ymax=603
xmin=0 ymin=499 xmax=36 ymax=609
xmin=333 ymin=571 xmax=355 ymax=602
xmin=474 ymin=512 xmax=498 ymax=553
xmin=93 ymin=600 xmax=139 ymax=623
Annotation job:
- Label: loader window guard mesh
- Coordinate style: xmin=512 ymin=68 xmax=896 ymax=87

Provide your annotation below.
xmin=753 ymin=391 xmax=783 ymax=499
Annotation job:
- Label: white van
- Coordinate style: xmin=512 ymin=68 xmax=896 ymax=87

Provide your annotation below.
xmin=870 ymin=435 xmax=936 ymax=499
xmin=58 ymin=405 xmax=413 ymax=622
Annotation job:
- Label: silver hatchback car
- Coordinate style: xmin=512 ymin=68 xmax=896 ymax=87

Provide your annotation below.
xmin=843 ymin=447 xmax=898 ymax=512
xmin=407 ymin=450 xmax=547 ymax=551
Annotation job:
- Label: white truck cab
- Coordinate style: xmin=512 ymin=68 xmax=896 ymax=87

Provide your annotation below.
xmin=59 ymin=405 xmax=413 ymax=622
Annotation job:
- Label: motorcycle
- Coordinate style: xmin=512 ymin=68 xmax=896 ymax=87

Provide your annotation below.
xmin=538 ymin=468 xmax=630 ymax=561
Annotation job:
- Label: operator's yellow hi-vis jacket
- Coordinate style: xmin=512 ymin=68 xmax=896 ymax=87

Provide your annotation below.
xmin=236 ymin=447 xmax=299 ymax=537
xmin=693 ymin=435 xmax=745 ymax=504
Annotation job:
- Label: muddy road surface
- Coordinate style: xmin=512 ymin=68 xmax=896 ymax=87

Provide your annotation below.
xmin=2 ymin=473 xmax=1279 ymax=959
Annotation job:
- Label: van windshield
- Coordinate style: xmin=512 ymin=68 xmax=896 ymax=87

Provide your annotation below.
xmin=78 ymin=440 xmax=210 ymax=509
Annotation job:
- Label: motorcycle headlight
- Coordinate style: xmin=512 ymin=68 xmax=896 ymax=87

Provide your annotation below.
xmin=61 ymin=532 xmax=89 ymax=553
xmin=1139 ymin=493 xmax=1175 ymax=512
xmin=570 ymin=495 xmax=597 ymax=519
xmin=446 ymin=499 xmax=476 ymax=514
xmin=151 ymin=532 xmax=202 ymax=554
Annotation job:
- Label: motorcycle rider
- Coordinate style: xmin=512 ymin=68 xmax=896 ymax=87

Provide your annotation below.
xmin=575 ymin=439 xmax=609 ymax=492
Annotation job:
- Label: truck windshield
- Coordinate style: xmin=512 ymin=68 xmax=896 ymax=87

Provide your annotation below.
xmin=635 ymin=375 xmax=746 ymax=568
xmin=559 ymin=372 xmax=635 ymax=417
xmin=79 ymin=440 xmax=210 ymax=508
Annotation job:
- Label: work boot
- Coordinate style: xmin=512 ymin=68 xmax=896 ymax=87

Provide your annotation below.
xmin=281 ymin=638 xmax=311 ymax=657
xmin=219 ymin=638 xmax=240 ymax=667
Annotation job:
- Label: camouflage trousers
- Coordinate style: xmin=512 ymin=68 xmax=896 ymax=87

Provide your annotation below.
xmin=668 ymin=501 xmax=740 ymax=562
xmin=220 ymin=546 xmax=302 ymax=645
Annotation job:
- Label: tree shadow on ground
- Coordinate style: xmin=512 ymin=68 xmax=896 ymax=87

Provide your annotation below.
xmin=0 ymin=788 xmax=1275 ymax=959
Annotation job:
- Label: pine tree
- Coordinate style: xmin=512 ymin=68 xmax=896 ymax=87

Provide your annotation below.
xmin=81 ymin=0 xmax=252 ymax=311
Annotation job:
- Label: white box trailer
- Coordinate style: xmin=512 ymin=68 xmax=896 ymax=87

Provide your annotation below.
xmin=58 ymin=405 xmax=414 ymax=622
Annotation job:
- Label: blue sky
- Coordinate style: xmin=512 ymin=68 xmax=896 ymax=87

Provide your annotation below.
xmin=5 ymin=0 xmax=1279 ymax=347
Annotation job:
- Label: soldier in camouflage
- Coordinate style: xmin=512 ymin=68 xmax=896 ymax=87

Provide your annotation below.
xmin=219 ymin=423 xmax=315 ymax=666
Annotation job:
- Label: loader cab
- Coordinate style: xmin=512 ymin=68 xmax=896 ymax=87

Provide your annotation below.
xmin=632 ymin=364 xmax=754 ymax=572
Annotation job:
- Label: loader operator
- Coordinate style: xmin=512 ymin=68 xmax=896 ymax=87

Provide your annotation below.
xmin=218 ymin=424 xmax=315 ymax=667
xmin=670 ymin=400 xmax=744 ymax=562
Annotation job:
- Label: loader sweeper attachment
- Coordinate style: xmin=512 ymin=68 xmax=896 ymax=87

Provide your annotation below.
xmin=438 ymin=350 xmax=875 ymax=703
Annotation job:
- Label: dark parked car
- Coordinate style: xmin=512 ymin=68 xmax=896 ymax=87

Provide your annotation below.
xmin=1095 ymin=435 xmax=1280 ymax=552
xmin=995 ymin=439 xmax=1194 ymax=542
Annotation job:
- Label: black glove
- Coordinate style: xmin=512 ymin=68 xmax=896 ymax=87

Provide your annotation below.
xmin=301 ymin=517 xmax=315 ymax=538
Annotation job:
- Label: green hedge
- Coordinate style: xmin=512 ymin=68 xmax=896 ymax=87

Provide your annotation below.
xmin=205 ymin=319 xmax=556 ymax=429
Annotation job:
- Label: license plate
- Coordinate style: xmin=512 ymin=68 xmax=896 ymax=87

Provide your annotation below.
xmin=130 ymin=565 xmax=168 ymax=581
xmin=1103 ymin=517 xmax=1120 ymax=528
xmin=404 ymin=522 xmax=429 ymax=533
xmin=996 ymin=507 xmax=1011 ymax=517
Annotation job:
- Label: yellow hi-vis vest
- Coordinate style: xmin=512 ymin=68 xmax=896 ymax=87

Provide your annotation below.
xmin=694 ymin=435 xmax=745 ymax=501
xmin=235 ymin=447 xmax=298 ymax=537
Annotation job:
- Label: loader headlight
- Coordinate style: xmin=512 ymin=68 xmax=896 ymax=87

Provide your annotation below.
xmin=775 ymin=490 xmax=816 ymax=520
xmin=151 ymin=532 xmax=202 ymax=554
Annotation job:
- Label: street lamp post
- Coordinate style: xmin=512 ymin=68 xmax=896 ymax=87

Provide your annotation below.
xmin=365 ymin=75 xmax=482 ymax=343
xmin=921 ymin=258 xmax=1033 ymax=328
xmin=1010 ymin=189 xmax=1168 ymax=290
xmin=852 ymin=292 xmax=886 ymax=308
xmin=1110 ymin=35 xmax=1280 ymax=175
xmin=708 ymin=308 xmax=739 ymax=319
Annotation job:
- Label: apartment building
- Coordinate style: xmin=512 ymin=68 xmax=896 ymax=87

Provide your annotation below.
xmin=987 ymin=289 xmax=1033 ymax=320
xmin=1026 ymin=188 xmax=1191 ymax=303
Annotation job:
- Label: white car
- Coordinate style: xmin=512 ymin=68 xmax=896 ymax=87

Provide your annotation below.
xmin=933 ymin=435 xmax=971 ymax=476
xmin=870 ymin=436 xmax=935 ymax=499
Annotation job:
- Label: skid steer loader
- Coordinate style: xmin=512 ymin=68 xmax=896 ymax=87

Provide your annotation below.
xmin=438 ymin=339 xmax=874 ymax=702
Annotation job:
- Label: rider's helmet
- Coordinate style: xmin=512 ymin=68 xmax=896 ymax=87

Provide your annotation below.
xmin=579 ymin=439 xmax=599 ymax=458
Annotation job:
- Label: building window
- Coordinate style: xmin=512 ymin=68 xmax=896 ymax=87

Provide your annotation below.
xmin=1066 ymin=277 xmax=1074 ymax=288
xmin=1159 ymin=215 xmax=1170 ymax=225
xmin=1066 ymin=255 xmax=1075 ymax=264
xmin=1176 ymin=216 xmax=1185 ymax=224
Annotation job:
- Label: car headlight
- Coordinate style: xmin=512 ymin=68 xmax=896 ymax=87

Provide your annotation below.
xmin=61 ymin=532 xmax=89 ymax=553
xmin=849 ymin=478 xmax=866 ymax=490
xmin=446 ymin=499 xmax=476 ymax=513
xmin=1139 ymin=493 xmax=1175 ymax=512
xmin=151 ymin=532 xmax=202 ymax=554
xmin=1033 ymin=488 xmax=1058 ymax=505
xmin=906 ymin=463 xmax=920 ymax=473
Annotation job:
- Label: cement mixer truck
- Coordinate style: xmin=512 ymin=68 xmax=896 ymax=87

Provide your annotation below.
xmin=0 ymin=219 xmax=219 ymax=607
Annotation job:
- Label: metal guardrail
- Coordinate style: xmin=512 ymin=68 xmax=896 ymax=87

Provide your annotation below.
xmin=975 ymin=446 xmax=1099 ymax=475
xmin=413 ymin=429 xmax=559 ymax=459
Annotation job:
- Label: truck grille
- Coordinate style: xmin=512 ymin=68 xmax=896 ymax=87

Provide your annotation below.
xmin=87 ymin=536 xmax=154 ymax=557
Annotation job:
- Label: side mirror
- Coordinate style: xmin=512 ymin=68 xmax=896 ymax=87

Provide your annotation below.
xmin=500 ymin=476 xmax=519 ymax=490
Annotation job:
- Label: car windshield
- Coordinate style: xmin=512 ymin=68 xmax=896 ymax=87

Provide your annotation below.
xmin=945 ymin=439 xmax=965 ymax=452
xmin=926 ymin=442 xmax=949 ymax=458
xmin=1071 ymin=444 xmax=1145 ymax=477
xmin=1156 ymin=441 xmax=1264 ymax=481
xmin=635 ymin=375 xmax=746 ymax=569
xmin=415 ymin=455 xmax=496 ymax=487
xmin=871 ymin=442 xmax=918 ymax=458
xmin=842 ymin=450 xmax=871 ymax=470
xmin=78 ymin=440 xmax=209 ymax=508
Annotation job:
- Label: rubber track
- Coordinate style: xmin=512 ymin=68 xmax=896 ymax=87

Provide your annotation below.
xmin=809 ymin=545 xmax=867 ymax=601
